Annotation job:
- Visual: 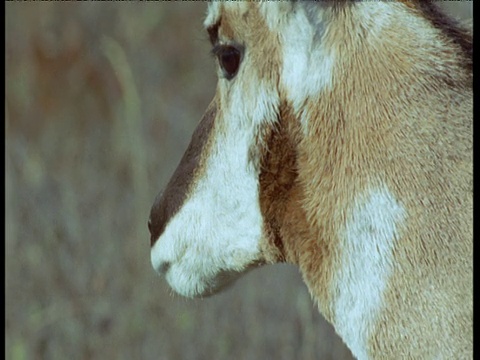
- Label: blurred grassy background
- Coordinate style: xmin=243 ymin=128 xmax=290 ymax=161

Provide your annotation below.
xmin=5 ymin=2 xmax=471 ymax=360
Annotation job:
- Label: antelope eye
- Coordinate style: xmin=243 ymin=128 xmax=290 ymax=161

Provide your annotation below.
xmin=214 ymin=45 xmax=242 ymax=80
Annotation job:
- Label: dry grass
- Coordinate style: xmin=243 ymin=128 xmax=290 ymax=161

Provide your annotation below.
xmin=5 ymin=2 xmax=471 ymax=360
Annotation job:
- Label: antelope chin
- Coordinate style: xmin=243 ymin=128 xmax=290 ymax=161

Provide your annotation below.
xmin=159 ymin=260 xmax=259 ymax=298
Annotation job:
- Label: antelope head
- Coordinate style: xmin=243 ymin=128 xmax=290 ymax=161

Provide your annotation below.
xmin=149 ymin=2 xmax=472 ymax=357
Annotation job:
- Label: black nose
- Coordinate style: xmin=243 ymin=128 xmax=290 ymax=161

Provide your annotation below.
xmin=148 ymin=192 xmax=168 ymax=247
xmin=148 ymin=218 xmax=153 ymax=236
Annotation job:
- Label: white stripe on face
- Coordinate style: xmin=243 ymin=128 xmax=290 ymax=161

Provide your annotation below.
xmin=260 ymin=3 xmax=335 ymax=130
xmin=151 ymin=9 xmax=281 ymax=296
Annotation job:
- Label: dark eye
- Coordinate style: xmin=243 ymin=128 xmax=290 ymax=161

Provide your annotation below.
xmin=213 ymin=45 xmax=242 ymax=80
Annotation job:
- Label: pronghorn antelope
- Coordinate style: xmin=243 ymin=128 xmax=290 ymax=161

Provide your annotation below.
xmin=149 ymin=2 xmax=472 ymax=359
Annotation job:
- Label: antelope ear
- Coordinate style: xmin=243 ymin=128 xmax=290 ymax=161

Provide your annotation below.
xmin=260 ymin=2 xmax=333 ymax=32
xmin=291 ymin=1 xmax=334 ymax=35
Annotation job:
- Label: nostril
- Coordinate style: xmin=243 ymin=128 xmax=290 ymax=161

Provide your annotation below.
xmin=158 ymin=261 xmax=171 ymax=275
xmin=149 ymin=193 xmax=170 ymax=247
xmin=147 ymin=218 xmax=153 ymax=235
xmin=148 ymin=218 xmax=157 ymax=247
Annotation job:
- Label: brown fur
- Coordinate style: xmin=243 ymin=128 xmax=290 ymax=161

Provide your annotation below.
xmin=239 ymin=1 xmax=471 ymax=357
xmin=301 ymin=4 xmax=471 ymax=358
